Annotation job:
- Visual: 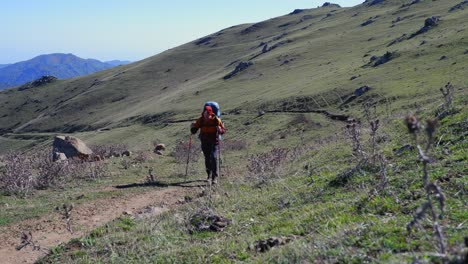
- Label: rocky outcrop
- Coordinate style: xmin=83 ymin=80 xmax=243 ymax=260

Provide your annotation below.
xmin=367 ymin=51 xmax=398 ymax=67
xmin=409 ymin=16 xmax=440 ymax=39
xmin=322 ymin=2 xmax=341 ymax=8
xmin=289 ymin=9 xmax=305 ymax=15
xmin=387 ymin=34 xmax=408 ymax=47
xmin=401 ymin=0 xmax=421 ymax=8
xmin=449 ymin=1 xmax=468 ymax=12
xmin=361 ymin=19 xmax=375 ymax=26
xmin=18 ymin=75 xmax=57 ymax=91
xmin=340 ymin=86 xmax=373 ymax=106
xmin=365 ymin=0 xmax=386 ymax=6
xmin=52 ymin=136 xmax=93 ymax=161
xmin=223 ymin=62 xmax=253 ymax=80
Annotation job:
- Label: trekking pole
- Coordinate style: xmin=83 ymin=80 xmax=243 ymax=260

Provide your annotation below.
xmin=185 ymin=134 xmax=193 ymax=178
xmin=218 ymin=139 xmax=222 ymax=179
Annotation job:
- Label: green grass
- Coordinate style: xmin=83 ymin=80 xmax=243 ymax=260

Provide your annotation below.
xmin=36 ymin=96 xmax=467 ymax=263
xmin=1 ymin=0 xmax=468 ymax=263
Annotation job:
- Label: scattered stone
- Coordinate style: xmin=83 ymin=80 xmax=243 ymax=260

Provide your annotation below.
xmin=278 ymin=22 xmax=291 ymax=28
xmin=155 ymin=144 xmax=166 ymax=151
xmin=252 ymin=235 xmax=297 ymax=252
xmin=464 ymin=49 xmax=468 ymax=54
xmin=340 ymin=86 xmax=372 ymax=106
xmin=188 ymin=208 xmax=231 ymax=233
xmin=155 ymin=150 xmax=163 ymax=156
xmin=18 ymin=75 xmax=58 ymax=91
xmin=440 ymin=55 xmax=448 ymax=60
xmin=123 ymin=211 xmax=133 ymax=216
xmin=420 ymin=40 xmax=427 ymax=45
xmin=361 ymin=19 xmax=374 ymax=26
xmin=122 ymin=150 xmax=132 ymax=157
xmin=223 ymin=61 xmax=253 ymax=80
xmin=92 ymin=155 xmax=103 ymax=161
xmin=367 ymin=51 xmax=398 ymax=67
xmin=354 ymin=85 xmax=372 ymax=96
xmin=53 ymin=136 xmax=93 ymax=161
xmin=392 ymin=17 xmax=402 ymax=24
xmin=387 ymin=34 xmax=407 ymax=47
xmin=449 ymin=1 xmax=468 ymax=12
xmin=393 ymin=144 xmax=414 ymax=155
xmin=350 ymin=76 xmax=359 ymax=80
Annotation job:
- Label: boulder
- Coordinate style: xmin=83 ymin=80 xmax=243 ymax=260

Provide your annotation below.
xmin=53 ymin=136 xmax=93 ymax=161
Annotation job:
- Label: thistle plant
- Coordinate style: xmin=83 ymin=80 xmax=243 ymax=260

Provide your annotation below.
xmin=405 ymin=116 xmax=447 ymax=259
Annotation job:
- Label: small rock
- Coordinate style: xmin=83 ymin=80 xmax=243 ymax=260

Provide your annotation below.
xmin=155 ymin=150 xmax=163 ymax=155
xmin=155 ymin=144 xmax=166 ymax=151
xmin=122 ymin=150 xmax=132 ymax=157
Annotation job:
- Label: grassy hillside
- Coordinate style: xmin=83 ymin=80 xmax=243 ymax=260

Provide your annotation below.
xmin=0 ymin=0 xmax=467 ymax=263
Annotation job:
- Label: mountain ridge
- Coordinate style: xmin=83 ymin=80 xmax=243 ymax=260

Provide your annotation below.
xmin=0 ymin=53 xmax=129 ymax=90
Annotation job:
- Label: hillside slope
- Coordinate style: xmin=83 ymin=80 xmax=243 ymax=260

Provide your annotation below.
xmin=0 ymin=0 xmax=467 ymax=134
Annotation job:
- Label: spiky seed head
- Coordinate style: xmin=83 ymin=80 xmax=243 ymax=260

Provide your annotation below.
xmin=405 ymin=115 xmax=419 ymax=134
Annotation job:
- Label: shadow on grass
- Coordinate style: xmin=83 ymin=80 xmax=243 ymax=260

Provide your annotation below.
xmin=115 ymin=179 xmax=208 ymax=189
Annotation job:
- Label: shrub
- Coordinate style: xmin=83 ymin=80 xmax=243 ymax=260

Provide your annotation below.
xmin=172 ymin=140 xmax=201 ymax=164
xmin=221 ymin=139 xmax=248 ymax=151
xmin=0 ymin=152 xmax=35 ymax=197
xmin=90 ymin=144 xmax=128 ymax=158
xmin=246 ymin=148 xmax=290 ymax=186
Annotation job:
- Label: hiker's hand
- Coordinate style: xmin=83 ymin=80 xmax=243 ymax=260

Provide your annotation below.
xmin=217 ymin=126 xmax=225 ymax=135
xmin=190 ymin=123 xmax=198 ymax=134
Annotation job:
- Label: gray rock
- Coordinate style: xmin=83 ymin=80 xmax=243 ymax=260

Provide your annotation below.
xmin=53 ymin=136 xmax=93 ymax=161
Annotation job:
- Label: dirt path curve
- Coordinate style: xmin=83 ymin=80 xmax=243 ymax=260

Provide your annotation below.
xmin=0 ymin=186 xmax=194 ymax=264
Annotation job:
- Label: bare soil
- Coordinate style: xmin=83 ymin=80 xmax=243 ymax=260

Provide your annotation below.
xmin=0 ymin=186 xmax=194 ymax=264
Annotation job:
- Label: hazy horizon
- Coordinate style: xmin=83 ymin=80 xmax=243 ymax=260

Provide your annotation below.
xmin=1 ymin=0 xmax=363 ymax=64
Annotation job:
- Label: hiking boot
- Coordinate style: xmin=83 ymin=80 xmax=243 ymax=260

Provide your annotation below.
xmin=206 ymin=170 xmax=212 ymax=181
xmin=211 ymin=177 xmax=218 ymax=185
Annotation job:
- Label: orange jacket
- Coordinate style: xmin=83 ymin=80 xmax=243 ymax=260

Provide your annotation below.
xmin=192 ymin=115 xmax=225 ymax=144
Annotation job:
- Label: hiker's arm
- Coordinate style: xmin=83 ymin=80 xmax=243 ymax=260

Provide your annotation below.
xmin=190 ymin=118 xmax=201 ymax=134
xmin=217 ymin=118 xmax=225 ymax=134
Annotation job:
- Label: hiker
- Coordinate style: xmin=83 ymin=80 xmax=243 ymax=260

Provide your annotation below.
xmin=190 ymin=104 xmax=225 ymax=185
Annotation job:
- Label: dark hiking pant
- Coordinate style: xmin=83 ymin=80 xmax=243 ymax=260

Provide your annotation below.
xmin=201 ymin=142 xmax=219 ymax=182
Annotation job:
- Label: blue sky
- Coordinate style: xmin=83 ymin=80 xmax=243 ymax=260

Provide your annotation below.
xmin=1 ymin=0 xmax=363 ymax=64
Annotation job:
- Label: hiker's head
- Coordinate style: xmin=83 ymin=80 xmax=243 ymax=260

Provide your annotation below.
xmin=203 ymin=105 xmax=214 ymax=119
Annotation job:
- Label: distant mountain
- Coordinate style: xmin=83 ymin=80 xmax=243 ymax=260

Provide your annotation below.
xmin=0 ymin=54 xmax=121 ymax=90
xmin=0 ymin=64 xmax=10 ymax=69
xmin=105 ymin=60 xmax=132 ymax=66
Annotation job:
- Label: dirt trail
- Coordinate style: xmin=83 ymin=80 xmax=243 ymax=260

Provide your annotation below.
xmin=0 ymin=186 xmax=194 ymax=264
